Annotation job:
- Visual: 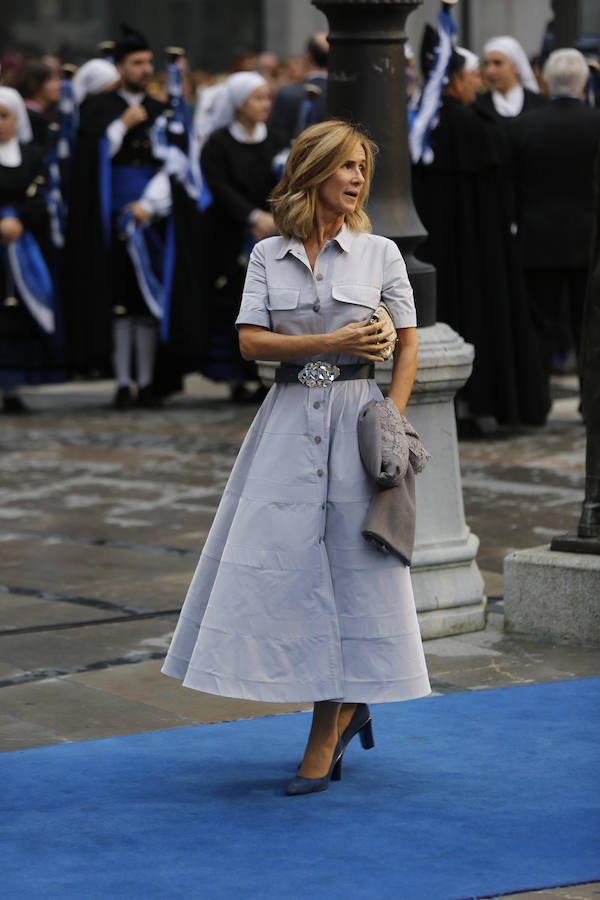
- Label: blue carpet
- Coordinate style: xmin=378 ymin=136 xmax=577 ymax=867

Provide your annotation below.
xmin=2 ymin=679 xmax=599 ymax=900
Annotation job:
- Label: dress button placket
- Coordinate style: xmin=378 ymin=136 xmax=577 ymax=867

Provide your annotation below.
xmin=309 ymin=385 xmax=327 ymax=544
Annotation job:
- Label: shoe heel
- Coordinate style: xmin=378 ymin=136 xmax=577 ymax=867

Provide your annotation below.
xmin=331 ymin=755 xmax=343 ymax=782
xmin=358 ymin=719 xmax=374 ymax=750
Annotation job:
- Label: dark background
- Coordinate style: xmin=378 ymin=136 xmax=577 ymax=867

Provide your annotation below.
xmin=1 ymin=0 xmax=263 ymax=71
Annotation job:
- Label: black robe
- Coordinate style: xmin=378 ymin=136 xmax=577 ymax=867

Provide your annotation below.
xmin=474 ymin=88 xmax=548 ymax=124
xmin=0 ymin=144 xmax=65 ymax=386
xmin=412 ymin=96 xmax=550 ymax=426
xmin=199 ymin=125 xmax=288 ymax=381
xmin=63 ymin=90 xmax=205 ymax=377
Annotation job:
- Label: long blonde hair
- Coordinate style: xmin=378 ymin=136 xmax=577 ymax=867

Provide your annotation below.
xmin=270 ymin=120 xmax=377 ymax=241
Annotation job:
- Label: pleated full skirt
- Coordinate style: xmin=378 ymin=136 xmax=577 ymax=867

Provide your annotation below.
xmin=162 ymin=379 xmax=431 ymax=703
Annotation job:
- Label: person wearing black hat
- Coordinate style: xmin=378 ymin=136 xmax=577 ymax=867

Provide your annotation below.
xmin=412 ymin=46 xmax=550 ymax=430
xmin=63 ymin=27 xmax=203 ymax=408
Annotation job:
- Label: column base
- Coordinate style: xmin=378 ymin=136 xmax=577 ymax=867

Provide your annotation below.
xmin=504 ymin=545 xmax=600 ymax=644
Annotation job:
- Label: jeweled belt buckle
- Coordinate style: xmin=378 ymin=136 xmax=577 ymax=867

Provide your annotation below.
xmin=297 ymin=361 xmax=340 ymax=388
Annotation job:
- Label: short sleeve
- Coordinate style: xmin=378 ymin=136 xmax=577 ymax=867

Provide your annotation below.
xmin=381 ymin=239 xmax=417 ymax=329
xmin=235 ymin=242 xmax=271 ymax=330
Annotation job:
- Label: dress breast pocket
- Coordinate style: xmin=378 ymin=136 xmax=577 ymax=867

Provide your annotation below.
xmin=331 ymin=284 xmax=381 ymax=317
xmin=266 ymin=288 xmax=300 ymax=310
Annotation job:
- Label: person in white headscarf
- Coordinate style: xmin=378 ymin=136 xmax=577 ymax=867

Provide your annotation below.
xmin=0 ymin=87 xmax=64 ymax=413
xmin=198 ymin=71 xmax=289 ymax=402
xmin=71 ymin=59 xmax=120 ymax=106
xmin=477 ymin=36 xmax=547 ymax=119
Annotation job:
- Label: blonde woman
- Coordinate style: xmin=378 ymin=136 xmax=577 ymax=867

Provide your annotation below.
xmin=162 ymin=121 xmax=431 ymax=795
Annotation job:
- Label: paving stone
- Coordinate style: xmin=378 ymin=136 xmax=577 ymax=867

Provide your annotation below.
xmin=0 ymin=618 xmax=176 ymax=680
xmin=482 ymin=885 xmax=600 ymax=900
xmin=69 ymin=658 xmax=311 ymax=724
xmin=0 ymin=538 xmax=194 ymax=611
xmin=0 ymin=677 xmax=193 ymax=747
xmin=0 ymin=591 xmax=119 ymax=631
xmin=0 ymin=714 xmax=71 ymax=751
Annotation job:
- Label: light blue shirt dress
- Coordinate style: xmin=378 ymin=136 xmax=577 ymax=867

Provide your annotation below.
xmin=162 ymin=225 xmax=431 ymax=704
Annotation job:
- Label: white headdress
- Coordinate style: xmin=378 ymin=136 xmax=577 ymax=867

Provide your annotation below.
xmin=0 ymin=86 xmax=33 ymax=143
xmin=482 ymin=36 xmax=539 ymax=93
xmin=195 ymin=71 xmax=267 ymax=147
xmin=456 ymin=47 xmax=479 ymax=73
xmin=72 ymin=59 xmax=119 ymax=105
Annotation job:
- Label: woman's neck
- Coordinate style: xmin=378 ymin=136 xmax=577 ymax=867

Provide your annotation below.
xmin=236 ymin=114 xmax=256 ymax=138
xmin=498 ymin=81 xmax=519 ymax=98
xmin=309 ymin=212 xmax=345 ymax=249
xmin=304 ymin=212 xmax=345 ymax=271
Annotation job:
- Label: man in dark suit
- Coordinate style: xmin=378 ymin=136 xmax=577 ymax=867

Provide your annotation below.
xmin=269 ymin=32 xmax=328 ymax=142
xmin=509 ymin=48 xmax=600 ymax=380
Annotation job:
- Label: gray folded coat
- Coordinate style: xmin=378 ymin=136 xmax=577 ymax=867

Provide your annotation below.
xmin=357 ymin=398 xmax=431 ymax=565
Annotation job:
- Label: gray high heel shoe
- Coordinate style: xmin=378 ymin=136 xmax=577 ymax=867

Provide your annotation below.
xmin=286 ymin=736 xmax=344 ymax=796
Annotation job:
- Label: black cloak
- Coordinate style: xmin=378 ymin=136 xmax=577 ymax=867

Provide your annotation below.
xmin=62 ymin=90 xmax=205 ymax=377
xmin=412 ymin=96 xmax=550 ymax=426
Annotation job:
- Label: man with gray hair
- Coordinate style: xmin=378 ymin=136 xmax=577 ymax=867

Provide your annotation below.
xmin=509 ymin=48 xmax=600 ymax=383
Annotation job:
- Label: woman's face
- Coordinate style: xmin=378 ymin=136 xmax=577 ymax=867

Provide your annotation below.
xmin=483 ymin=51 xmax=519 ymax=94
xmin=237 ymin=85 xmax=271 ymax=126
xmin=0 ymin=105 xmax=17 ymax=143
xmin=316 ymin=141 xmax=366 ymax=220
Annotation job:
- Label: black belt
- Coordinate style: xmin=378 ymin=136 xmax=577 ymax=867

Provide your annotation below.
xmin=275 ymin=362 xmax=374 ymax=385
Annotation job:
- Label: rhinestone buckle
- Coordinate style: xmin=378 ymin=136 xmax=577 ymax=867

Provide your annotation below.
xmin=297 ymin=361 xmax=340 ymax=388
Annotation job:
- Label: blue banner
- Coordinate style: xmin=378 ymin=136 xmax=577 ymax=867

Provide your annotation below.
xmin=1 ymin=205 xmax=55 ymax=334
xmin=117 ymin=210 xmax=167 ymax=322
xmin=409 ymin=9 xmax=458 ymax=165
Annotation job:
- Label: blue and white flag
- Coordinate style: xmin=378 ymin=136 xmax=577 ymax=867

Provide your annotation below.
xmin=117 ymin=210 xmax=166 ymax=321
xmin=409 ymin=8 xmax=457 ymax=165
xmin=44 ymin=153 xmax=66 ymax=248
xmin=157 ymin=60 xmax=204 ymax=203
xmin=1 ymin=206 xmax=55 ymax=334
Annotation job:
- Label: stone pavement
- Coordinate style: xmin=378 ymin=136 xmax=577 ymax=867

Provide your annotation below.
xmin=1 ymin=373 xmax=598 ymax=899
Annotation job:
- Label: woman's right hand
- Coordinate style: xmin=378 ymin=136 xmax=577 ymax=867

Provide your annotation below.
xmin=0 ymin=217 xmax=24 ymax=243
xmin=329 ymin=318 xmax=396 ymax=361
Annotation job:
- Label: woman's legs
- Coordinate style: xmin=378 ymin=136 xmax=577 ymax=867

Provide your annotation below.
xmin=298 ymin=701 xmax=342 ymax=778
xmin=337 ymin=703 xmax=357 ymax=737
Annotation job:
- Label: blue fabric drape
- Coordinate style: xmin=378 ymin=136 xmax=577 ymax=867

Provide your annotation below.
xmin=1 ymin=205 xmax=55 ymax=334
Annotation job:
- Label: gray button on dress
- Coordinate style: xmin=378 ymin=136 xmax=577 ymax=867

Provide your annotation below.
xmin=162 ymin=225 xmax=431 ymax=704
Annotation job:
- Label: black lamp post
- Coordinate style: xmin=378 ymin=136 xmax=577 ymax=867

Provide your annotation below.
xmin=312 ymin=0 xmax=437 ymax=327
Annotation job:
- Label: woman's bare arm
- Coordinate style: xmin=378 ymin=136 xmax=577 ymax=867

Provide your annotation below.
xmin=387 ymin=327 xmax=418 ymax=415
xmin=238 ymin=320 xmax=396 ymax=363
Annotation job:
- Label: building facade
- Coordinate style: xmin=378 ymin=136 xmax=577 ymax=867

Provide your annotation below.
xmin=2 ymin=0 xmax=598 ymax=72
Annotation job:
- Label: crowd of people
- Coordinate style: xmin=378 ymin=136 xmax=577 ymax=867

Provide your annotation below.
xmin=0 ymin=22 xmax=598 ymax=430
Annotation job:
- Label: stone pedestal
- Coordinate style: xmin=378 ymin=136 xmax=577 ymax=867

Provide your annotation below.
xmin=504 ymin=545 xmax=600 ymax=644
xmin=258 ymin=321 xmax=487 ymax=640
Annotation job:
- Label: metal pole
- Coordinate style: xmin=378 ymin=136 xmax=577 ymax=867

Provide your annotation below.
xmin=312 ymin=0 xmax=437 ymax=327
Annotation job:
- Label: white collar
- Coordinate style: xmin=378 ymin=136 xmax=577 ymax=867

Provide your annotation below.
xmin=275 ymin=223 xmax=356 ymax=260
xmin=118 ymin=89 xmax=145 ymax=107
xmin=228 ymin=120 xmax=267 ymax=144
xmin=0 ymin=137 xmax=22 ymax=168
xmin=491 ymin=83 xmax=524 ymax=117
